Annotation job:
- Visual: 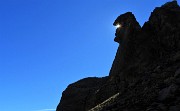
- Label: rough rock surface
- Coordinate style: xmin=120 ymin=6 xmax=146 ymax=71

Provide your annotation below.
xmin=56 ymin=1 xmax=180 ymax=111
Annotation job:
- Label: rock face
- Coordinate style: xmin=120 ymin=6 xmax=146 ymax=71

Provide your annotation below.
xmin=56 ymin=1 xmax=180 ymax=111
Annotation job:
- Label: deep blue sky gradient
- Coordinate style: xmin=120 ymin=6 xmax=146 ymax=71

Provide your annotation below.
xmin=0 ymin=0 xmax=178 ymax=111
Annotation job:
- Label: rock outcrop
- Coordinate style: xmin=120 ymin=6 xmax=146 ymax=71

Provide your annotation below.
xmin=56 ymin=77 xmax=108 ymax=111
xmin=56 ymin=1 xmax=180 ymax=111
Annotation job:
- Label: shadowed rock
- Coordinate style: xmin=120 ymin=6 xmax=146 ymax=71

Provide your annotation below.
xmin=56 ymin=77 xmax=108 ymax=111
xmin=56 ymin=1 xmax=180 ymax=111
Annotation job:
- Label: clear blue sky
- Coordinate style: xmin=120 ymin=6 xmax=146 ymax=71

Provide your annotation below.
xmin=0 ymin=0 xmax=178 ymax=111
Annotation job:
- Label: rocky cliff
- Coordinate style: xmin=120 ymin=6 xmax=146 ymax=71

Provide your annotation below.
xmin=56 ymin=1 xmax=180 ymax=111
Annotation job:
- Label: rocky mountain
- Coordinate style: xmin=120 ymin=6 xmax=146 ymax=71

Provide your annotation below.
xmin=56 ymin=1 xmax=180 ymax=111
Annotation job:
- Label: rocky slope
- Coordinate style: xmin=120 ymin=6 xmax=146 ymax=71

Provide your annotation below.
xmin=56 ymin=1 xmax=180 ymax=111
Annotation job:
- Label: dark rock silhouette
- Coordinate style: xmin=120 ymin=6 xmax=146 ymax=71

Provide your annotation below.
xmin=56 ymin=1 xmax=180 ymax=111
xmin=57 ymin=77 xmax=108 ymax=111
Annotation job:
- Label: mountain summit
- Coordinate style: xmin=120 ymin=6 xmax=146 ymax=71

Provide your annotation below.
xmin=56 ymin=1 xmax=180 ymax=111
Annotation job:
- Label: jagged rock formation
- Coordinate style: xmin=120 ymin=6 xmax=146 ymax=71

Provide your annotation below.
xmin=56 ymin=1 xmax=180 ymax=111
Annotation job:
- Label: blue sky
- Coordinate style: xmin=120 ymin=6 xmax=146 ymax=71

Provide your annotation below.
xmin=0 ymin=0 xmax=177 ymax=111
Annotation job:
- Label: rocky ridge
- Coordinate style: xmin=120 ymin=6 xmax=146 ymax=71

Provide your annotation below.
xmin=56 ymin=1 xmax=180 ymax=111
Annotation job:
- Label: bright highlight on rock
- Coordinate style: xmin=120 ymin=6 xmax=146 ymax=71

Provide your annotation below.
xmin=115 ymin=24 xmax=122 ymax=28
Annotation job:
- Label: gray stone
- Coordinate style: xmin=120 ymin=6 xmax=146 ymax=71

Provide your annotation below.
xmin=169 ymin=105 xmax=180 ymax=111
xmin=154 ymin=66 xmax=161 ymax=73
xmin=158 ymin=104 xmax=167 ymax=111
xmin=164 ymin=77 xmax=174 ymax=84
xmin=174 ymin=68 xmax=180 ymax=78
xmin=175 ymin=78 xmax=180 ymax=85
xmin=158 ymin=84 xmax=178 ymax=101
